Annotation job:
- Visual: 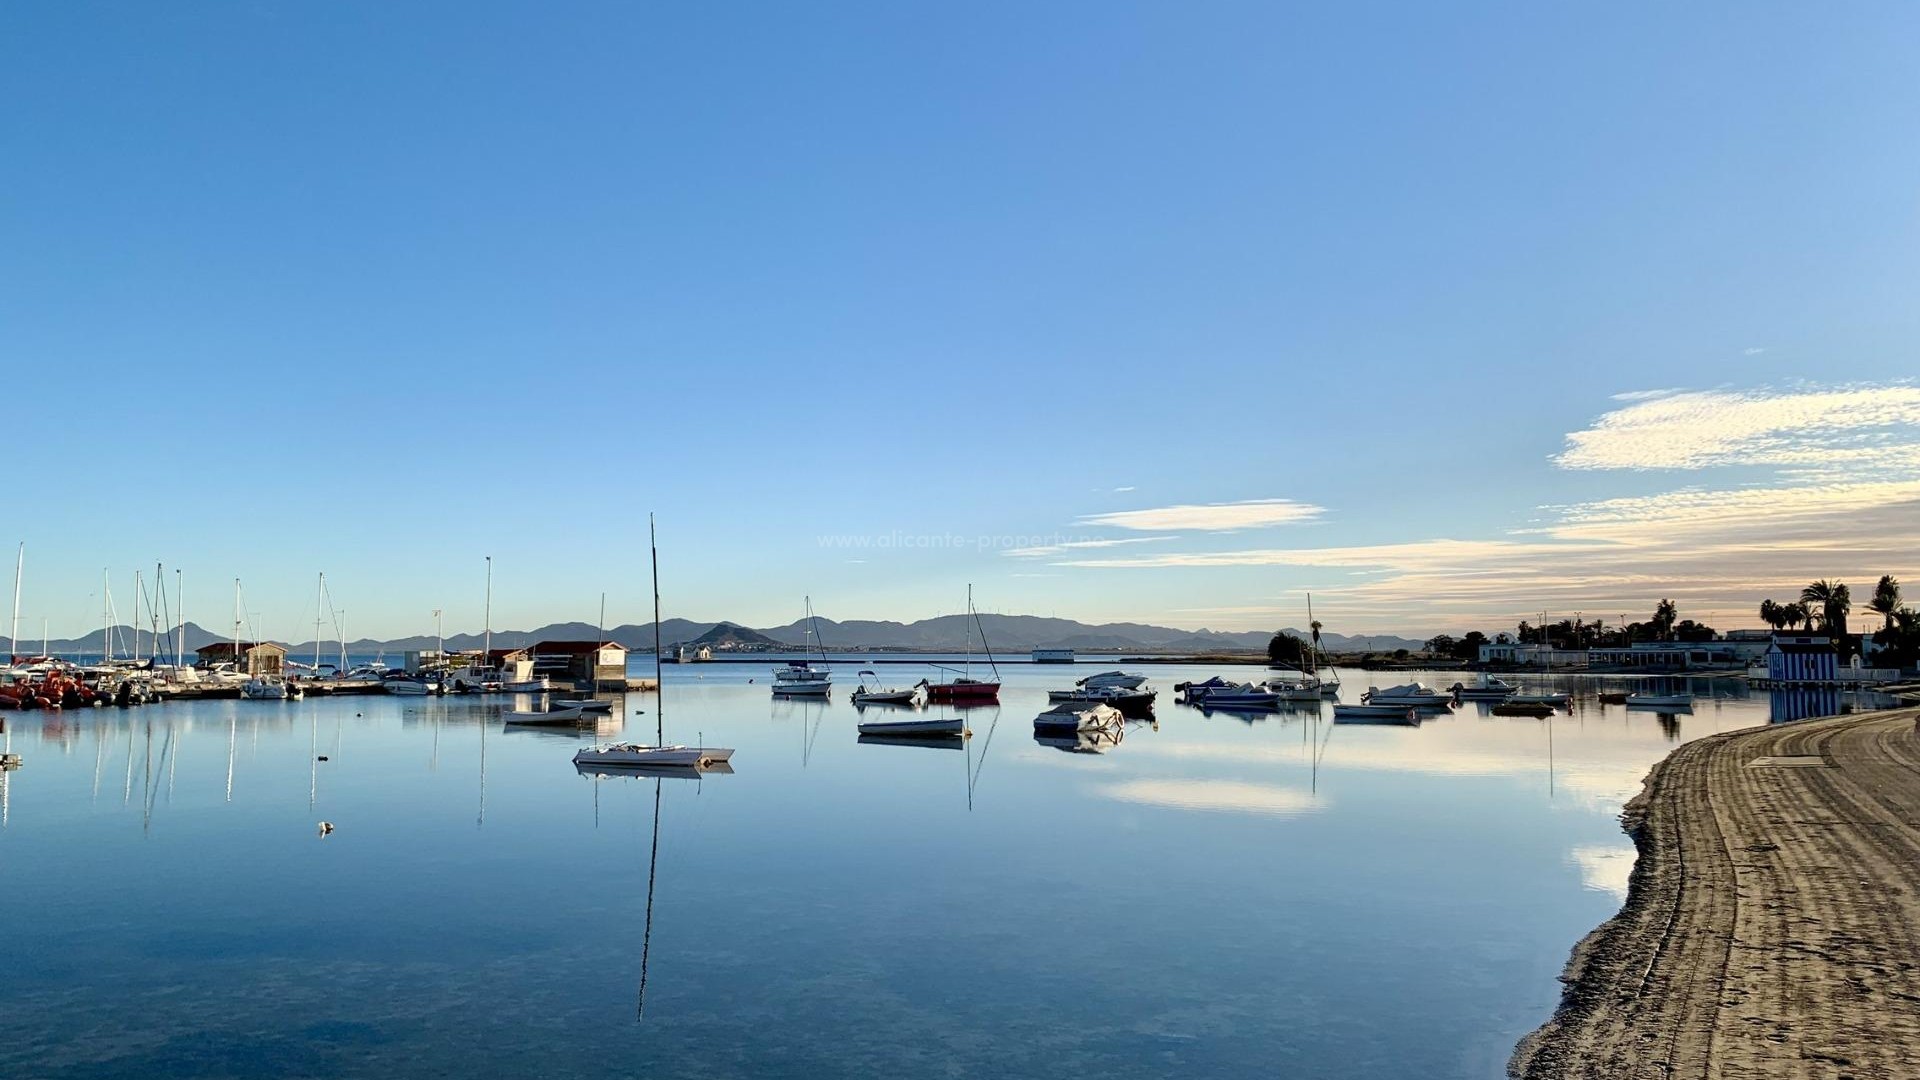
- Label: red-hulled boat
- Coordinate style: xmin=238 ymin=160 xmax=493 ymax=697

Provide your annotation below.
xmin=918 ymin=586 xmax=1001 ymax=704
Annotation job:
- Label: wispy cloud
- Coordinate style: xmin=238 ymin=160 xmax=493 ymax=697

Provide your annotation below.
xmin=1078 ymin=498 xmax=1324 ymax=532
xmin=1557 ymin=383 xmax=1920 ymax=472
xmin=1113 ymin=485 xmax=1136 ymax=492
xmin=1610 ymin=387 xmax=1686 ymax=402
xmin=1004 ymin=536 xmax=1176 ymax=558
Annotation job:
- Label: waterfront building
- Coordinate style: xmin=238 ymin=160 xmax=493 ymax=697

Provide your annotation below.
xmin=529 ymin=640 xmax=628 ymax=686
xmin=1764 ymin=634 xmax=1839 ymax=684
xmin=1031 ymin=648 xmax=1074 ymax=663
xmin=194 ymin=640 xmax=287 ymax=676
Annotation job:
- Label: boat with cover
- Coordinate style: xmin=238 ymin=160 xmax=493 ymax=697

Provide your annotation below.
xmin=1262 ymin=673 xmax=1324 ymax=702
xmin=850 ymin=670 xmax=918 ymax=706
xmin=1182 ymin=681 xmax=1282 ymax=710
xmin=919 ymin=586 xmax=1001 ymax=703
xmin=1032 ymin=702 xmax=1123 ymax=732
xmin=242 ymin=675 xmax=289 ymax=700
xmin=1333 ymin=702 xmax=1420 ymax=724
xmin=1449 ymin=676 xmax=1518 ymax=700
xmin=575 ymin=514 xmax=736 ymax=771
xmin=1076 ymin=670 xmax=1147 ymax=690
xmin=383 ymin=673 xmax=440 ymax=696
xmin=1362 ymin=683 xmax=1454 ymax=708
xmin=1175 ymin=675 xmax=1239 ymax=700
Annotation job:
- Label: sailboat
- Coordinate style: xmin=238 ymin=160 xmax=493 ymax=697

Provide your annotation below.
xmin=771 ymin=597 xmax=832 ymax=696
xmin=917 ymin=586 xmax=1001 ymax=703
xmin=1308 ymin=593 xmax=1341 ymax=697
xmin=574 ymin=515 xmax=734 ymax=771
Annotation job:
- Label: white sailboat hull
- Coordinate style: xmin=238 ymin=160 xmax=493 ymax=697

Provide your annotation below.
xmin=574 ymin=745 xmax=733 ymax=768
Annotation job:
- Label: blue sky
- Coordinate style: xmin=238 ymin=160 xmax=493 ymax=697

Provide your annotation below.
xmin=5 ymin=2 xmax=1919 ymax=642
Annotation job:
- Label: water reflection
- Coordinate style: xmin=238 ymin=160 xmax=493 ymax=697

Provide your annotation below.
xmin=0 ymin=666 xmax=1861 ymax=1080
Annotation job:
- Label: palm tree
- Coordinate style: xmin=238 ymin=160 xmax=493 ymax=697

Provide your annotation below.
xmin=1870 ymin=575 xmax=1902 ymax=632
xmin=1652 ymin=598 xmax=1679 ymax=641
xmin=1759 ymin=599 xmax=1779 ymax=631
xmin=1800 ymin=580 xmax=1851 ymax=639
xmin=1783 ymin=601 xmax=1811 ymax=630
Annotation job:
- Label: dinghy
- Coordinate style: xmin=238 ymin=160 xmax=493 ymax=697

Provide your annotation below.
xmin=856 ymin=715 xmax=968 ymax=738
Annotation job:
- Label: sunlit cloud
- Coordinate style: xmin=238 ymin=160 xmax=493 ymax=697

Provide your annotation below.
xmin=1100 ymin=778 xmax=1321 ymax=816
xmin=1078 ymin=498 xmax=1325 ymax=532
xmin=1557 ymin=383 xmax=1920 ymax=473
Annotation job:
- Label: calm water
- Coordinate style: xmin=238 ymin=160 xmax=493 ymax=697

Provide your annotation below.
xmin=0 ymin=664 xmax=1887 ymax=1078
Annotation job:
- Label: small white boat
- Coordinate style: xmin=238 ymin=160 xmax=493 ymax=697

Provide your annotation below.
xmin=856 ymin=715 xmax=967 ymax=738
xmin=241 ymin=676 xmax=289 ymax=700
xmin=1033 ymin=702 xmax=1124 ymax=732
xmin=1333 ymin=703 xmax=1420 ymax=724
xmin=1449 ymin=677 xmax=1518 ymax=700
xmin=573 ymin=743 xmax=733 ymax=768
xmin=1362 ymin=683 xmax=1454 ymax=708
xmin=553 ymin=699 xmax=614 ymax=714
xmin=850 ymin=670 xmax=917 ymax=706
xmin=505 ymin=704 xmax=591 ymax=725
xmin=773 ymin=597 xmax=834 ymax=695
xmin=383 ymin=675 xmax=440 ymax=696
xmin=1077 ymin=670 xmax=1147 ymax=690
xmin=1626 ymin=692 xmax=1694 ymax=709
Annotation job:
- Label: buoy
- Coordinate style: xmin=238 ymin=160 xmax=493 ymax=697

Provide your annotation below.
xmin=316 ymin=755 xmax=329 ymax=762
xmin=317 ymin=821 xmax=335 ymax=836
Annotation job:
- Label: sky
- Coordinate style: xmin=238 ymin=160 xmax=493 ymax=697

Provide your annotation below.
xmin=5 ymin=2 xmax=1919 ymax=643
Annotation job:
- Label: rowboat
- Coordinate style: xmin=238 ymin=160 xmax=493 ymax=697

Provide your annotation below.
xmin=505 ymin=704 xmax=591 ymax=725
xmin=1626 ymin=692 xmax=1694 ymax=709
xmin=856 ymin=715 xmax=968 ymax=738
xmin=850 ymin=670 xmax=918 ymax=706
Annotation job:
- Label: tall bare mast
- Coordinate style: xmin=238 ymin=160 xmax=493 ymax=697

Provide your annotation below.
xmin=315 ymin=573 xmax=325 ymax=673
xmin=650 ymin=514 xmax=664 ymax=745
xmin=9 ymin=543 xmax=21 ymax=662
xmin=483 ymin=556 xmax=493 ymax=666
xmin=175 ymin=569 xmax=185 ymax=669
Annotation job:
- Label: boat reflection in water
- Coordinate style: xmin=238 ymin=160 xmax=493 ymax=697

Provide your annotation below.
xmin=1033 ymin=725 xmax=1124 ymax=754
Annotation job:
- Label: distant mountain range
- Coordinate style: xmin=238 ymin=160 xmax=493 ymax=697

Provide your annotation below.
xmin=4 ymin=616 xmax=1426 ymax=658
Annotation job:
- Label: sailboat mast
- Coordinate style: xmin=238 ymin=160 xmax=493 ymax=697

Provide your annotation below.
xmin=474 ymin=553 xmax=483 ymax=664
xmin=133 ymin=569 xmax=143 ymax=663
xmin=315 ymin=573 xmax=324 ymax=673
xmin=971 ymin=584 xmax=999 ymax=680
xmin=231 ymin=579 xmax=241 ymax=673
xmin=650 ymin=514 xmax=664 ymax=745
xmin=102 ymin=569 xmax=111 ymax=662
xmin=9 ymin=543 xmax=22 ymax=662
xmin=175 ymin=570 xmax=184 ymax=669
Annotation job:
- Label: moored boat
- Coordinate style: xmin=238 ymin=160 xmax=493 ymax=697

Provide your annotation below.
xmin=1449 ymin=676 xmax=1518 ymax=700
xmin=1077 ymin=670 xmax=1147 ymax=690
xmin=1045 ymin=685 xmax=1157 ymax=714
xmin=1492 ymin=701 xmax=1555 ymax=718
xmin=1508 ymin=691 xmax=1570 ymax=708
xmin=1333 ymin=702 xmax=1420 ymax=724
xmin=919 ymin=586 xmax=1002 ymax=703
xmin=1626 ymin=692 xmax=1694 ymax=709
xmin=505 ymin=704 xmax=591 ymax=725
xmin=856 ymin=715 xmax=967 ymax=738
xmin=573 ymin=743 xmax=732 ymax=768
xmin=1362 ymin=683 xmax=1453 ymax=708
xmin=1032 ymin=702 xmax=1124 ymax=732
xmin=1182 ymin=680 xmax=1282 ymax=710
xmin=850 ymin=670 xmax=918 ymax=706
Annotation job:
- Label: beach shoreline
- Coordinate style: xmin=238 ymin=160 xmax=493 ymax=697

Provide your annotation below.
xmin=1511 ymin=706 xmax=1920 ymax=1078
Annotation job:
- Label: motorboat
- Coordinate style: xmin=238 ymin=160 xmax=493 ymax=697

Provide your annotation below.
xmin=1261 ymin=675 xmax=1324 ymax=702
xmin=505 ymin=704 xmax=592 ymax=725
xmin=1032 ymin=702 xmax=1124 ymax=732
xmin=383 ymin=673 xmax=440 ymax=696
xmin=242 ymin=675 xmax=289 ymax=700
xmin=1045 ymin=685 xmax=1157 ymax=714
xmin=1626 ymin=692 xmax=1694 ymax=709
xmin=1333 ymin=702 xmax=1420 ymax=724
xmin=573 ymin=743 xmax=733 ymax=769
xmin=1174 ymin=676 xmax=1240 ymax=700
xmin=771 ymin=661 xmax=832 ymax=696
xmin=1076 ymin=670 xmax=1147 ymax=690
xmin=850 ymin=670 xmax=918 ymax=706
xmin=856 ymin=715 xmax=967 ymax=738
xmin=1449 ymin=676 xmax=1518 ymax=700
xmin=1362 ymin=683 xmax=1453 ymax=708
xmin=1182 ymin=681 xmax=1282 ymax=710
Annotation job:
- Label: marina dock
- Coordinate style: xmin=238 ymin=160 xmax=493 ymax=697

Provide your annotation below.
xmin=1512 ymin=707 xmax=1920 ymax=1078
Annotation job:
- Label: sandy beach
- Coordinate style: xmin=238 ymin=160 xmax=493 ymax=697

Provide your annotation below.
xmin=1512 ymin=706 xmax=1920 ymax=1078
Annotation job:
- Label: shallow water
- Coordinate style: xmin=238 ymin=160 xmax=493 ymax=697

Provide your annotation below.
xmin=0 ymin=664 xmax=1880 ymax=1078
